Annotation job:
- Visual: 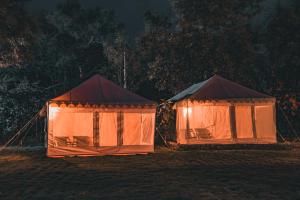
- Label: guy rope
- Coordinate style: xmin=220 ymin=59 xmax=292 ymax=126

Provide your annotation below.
xmin=0 ymin=108 xmax=44 ymax=152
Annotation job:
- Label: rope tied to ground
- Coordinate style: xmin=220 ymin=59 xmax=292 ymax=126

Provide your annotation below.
xmin=0 ymin=109 xmax=43 ymax=152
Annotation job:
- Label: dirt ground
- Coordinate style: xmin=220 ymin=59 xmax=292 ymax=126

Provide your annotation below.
xmin=0 ymin=146 xmax=300 ymax=200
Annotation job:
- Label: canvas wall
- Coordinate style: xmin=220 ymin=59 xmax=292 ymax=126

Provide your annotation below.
xmin=176 ymin=105 xmax=231 ymax=143
xmin=176 ymin=101 xmax=276 ymax=144
xmin=47 ymin=105 xmax=155 ymax=157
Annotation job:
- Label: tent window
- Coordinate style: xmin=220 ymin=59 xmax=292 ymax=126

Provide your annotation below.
xmin=123 ymin=113 xmax=141 ymax=145
xmin=99 ymin=113 xmax=118 ymax=146
xmin=140 ymin=113 xmax=153 ymax=145
xmin=51 ymin=110 xmax=93 ymax=147
xmin=255 ymin=105 xmax=276 ymax=141
xmin=177 ymin=105 xmax=232 ymax=143
xmin=235 ymin=106 xmax=253 ymax=139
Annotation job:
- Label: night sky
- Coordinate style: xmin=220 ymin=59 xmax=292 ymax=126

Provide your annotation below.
xmin=25 ymin=0 xmax=296 ymax=37
xmin=26 ymin=0 xmax=173 ymax=37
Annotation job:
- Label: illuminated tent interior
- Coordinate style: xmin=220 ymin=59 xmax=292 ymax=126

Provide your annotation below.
xmin=169 ymin=75 xmax=277 ymax=144
xmin=47 ymin=74 xmax=156 ymax=157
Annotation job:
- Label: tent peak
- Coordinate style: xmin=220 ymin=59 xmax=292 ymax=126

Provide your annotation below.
xmin=51 ymin=74 xmax=156 ymax=106
xmin=169 ymin=74 xmax=273 ymax=102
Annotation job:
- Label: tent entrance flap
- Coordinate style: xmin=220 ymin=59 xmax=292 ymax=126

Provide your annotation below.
xmin=99 ymin=113 xmax=117 ymax=146
xmin=177 ymin=105 xmax=232 ymax=144
xmin=235 ymin=106 xmax=254 ymax=139
xmin=141 ymin=114 xmax=154 ymax=144
xmin=255 ymin=105 xmax=276 ymax=142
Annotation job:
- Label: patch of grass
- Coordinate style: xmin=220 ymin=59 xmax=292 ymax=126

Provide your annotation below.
xmin=0 ymin=146 xmax=300 ymax=200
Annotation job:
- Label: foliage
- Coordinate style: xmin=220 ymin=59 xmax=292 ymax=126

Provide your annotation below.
xmin=31 ymin=0 xmax=124 ymax=94
xmin=155 ymin=100 xmax=176 ymax=143
xmin=264 ymin=1 xmax=300 ymax=134
xmin=137 ymin=0 xmax=261 ymax=94
xmin=0 ymin=0 xmax=125 ymax=139
xmin=136 ymin=0 xmax=299 ymax=138
xmin=0 ymin=67 xmax=42 ymax=136
xmin=0 ymin=0 xmax=37 ymax=67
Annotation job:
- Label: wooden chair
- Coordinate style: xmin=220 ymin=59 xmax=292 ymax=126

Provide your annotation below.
xmin=194 ymin=128 xmax=212 ymax=139
xmin=73 ymin=136 xmax=90 ymax=147
xmin=185 ymin=129 xmax=197 ymax=139
xmin=54 ymin=136 xmax=72 ymax=147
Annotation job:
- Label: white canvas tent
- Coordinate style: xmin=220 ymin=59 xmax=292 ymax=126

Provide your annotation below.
xmin=169 ymin=75 xmax=277 ymax=144
xmin=47 ymin=74 xmax=156 ymax=157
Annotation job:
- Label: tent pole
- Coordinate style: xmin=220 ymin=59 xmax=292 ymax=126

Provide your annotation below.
xmin=117 ymin=111 xmax=124 ymax=146
xmin=229 ymin=104 xmax=237 ymax=142
xmin=186 ymin=100 xmax=190 ymax=141
xmin=45 ymin=102 xmax=49 ymax=148
xmin=93 ymin=111 xmax=100 ymax=147
xmin=251 ymin=104 xmax=257 ymax=140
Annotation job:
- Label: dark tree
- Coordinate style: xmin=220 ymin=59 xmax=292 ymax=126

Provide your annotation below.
xmin=264 ymin=1 xmax=300 ymax=134
xmin=31 ymin=0 xmax=124 ymax=94
xmin=0 ymin=0 xmax=126 ymax=139
xmin=136 ymin=0 xmax=262 ymax=94
xmin=0 ymin=0 xmax=37 ymax=67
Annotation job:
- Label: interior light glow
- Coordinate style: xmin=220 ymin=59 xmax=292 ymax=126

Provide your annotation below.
xmin=183 ymin=107 xmax=192 ymax=117
xmin=49 ymin=107 xmax=60 ymax=120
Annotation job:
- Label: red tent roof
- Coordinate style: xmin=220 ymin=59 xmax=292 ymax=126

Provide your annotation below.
xmin=169 ymin=75 xmax=273 ymax=102
xmin=51 ymin=74 xmax=156 ymax=105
